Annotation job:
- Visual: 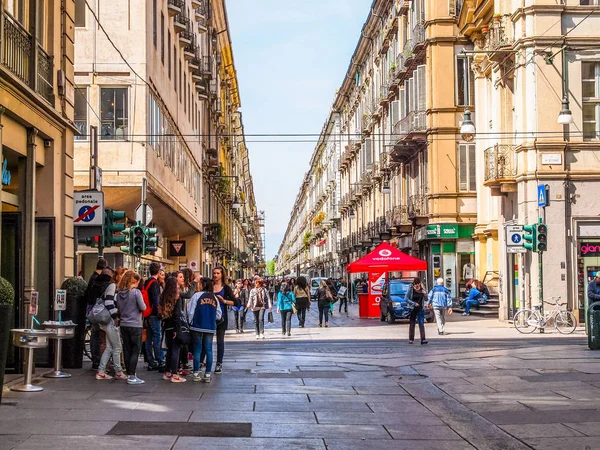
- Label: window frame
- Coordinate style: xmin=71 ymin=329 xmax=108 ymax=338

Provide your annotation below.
xmin=458 ymin=143 xmax=476 ymax=192
xmin=74 ymin=86 xmax=88 ymax=141
xmin=455 ymin=55 xmax=474 ymax=107
xmin=99 ymin=86 xmax=129 ymax=141
xmin=582 ymin=61 xmax=600 ymax=140
xmin=74 ymin=0 xmax=86 ymax=27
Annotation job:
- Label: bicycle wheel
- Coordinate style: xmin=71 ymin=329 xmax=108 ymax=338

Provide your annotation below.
xmin=554 ymin=310 xmax=577 ymax=334
xmin=513 ymin=309 xmax=538 ymax=334
xmin=83 ymin=325 xmax=92 ymax=360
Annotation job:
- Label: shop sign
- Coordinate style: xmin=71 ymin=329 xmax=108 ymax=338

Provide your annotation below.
xmin=418 ymin=224 xmax=459 ymax=240
xmin=580 ymin=242 xmax=600 ymax=257
xmin=440 ymin=225 xmax=458 ymax=239
xmin=169 ymin=240 xmax=186 ymax=257
xmin=1 ymin=157 xmax=11 ymax=185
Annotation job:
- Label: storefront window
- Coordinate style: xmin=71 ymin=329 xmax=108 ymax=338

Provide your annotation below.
xmin=100 ymin=87 xmax=128 ymax=140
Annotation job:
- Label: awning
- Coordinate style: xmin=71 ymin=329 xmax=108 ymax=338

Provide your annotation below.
xmin=346 ymin=242 xmax=427 ymax=273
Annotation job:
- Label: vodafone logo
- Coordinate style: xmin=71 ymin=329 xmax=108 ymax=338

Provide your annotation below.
xmin=379 ymin=249 xmax=392 ymax=257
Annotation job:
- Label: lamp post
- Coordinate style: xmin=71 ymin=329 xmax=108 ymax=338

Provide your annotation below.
xmin=459 ymin=109 xmax=476 ymax=142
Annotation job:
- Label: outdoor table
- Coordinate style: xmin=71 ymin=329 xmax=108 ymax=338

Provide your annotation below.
xmin=10 ymin=329 xmax=55 ymax=392
xmin=42 ymin=323 xmax=77 ymax=378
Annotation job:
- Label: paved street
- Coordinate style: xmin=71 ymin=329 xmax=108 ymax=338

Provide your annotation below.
xmin=1 ymin=305 xmax=599 ymax=450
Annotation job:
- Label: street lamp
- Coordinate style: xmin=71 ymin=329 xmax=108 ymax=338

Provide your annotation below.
xmin=349 ymin=208 xmax=355 ymax=218
xmin=557 ymin=97 xmax=573 ymax=125
xmin=232 ymin=195 xmax=241 ymax=209
xmin=382 ymin=180 xmax=391 ymax=195
xmin=459 ymin=109 xmax=476 ymax=142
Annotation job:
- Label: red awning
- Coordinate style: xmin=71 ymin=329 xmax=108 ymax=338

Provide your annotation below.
xmin=346 ymin=242 xmax=427 ymax=273
xmin=316 ymin=238 xmax=327 ymax=247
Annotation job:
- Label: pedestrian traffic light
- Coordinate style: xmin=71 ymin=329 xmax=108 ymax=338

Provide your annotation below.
xmin=103 ymin=209 xmax=127 ymax=247
xmin=132 ymin=223 xmax=145 ymax=256
xmin=145 ymin=227 xmax=158 ymax=254
xmin=120 ymin=227 xmax=132 ymax=254
xmin=536 ymin=222 xmax=548 ymax=252
xmin=523 ymin=224 xmax=536 ymax=251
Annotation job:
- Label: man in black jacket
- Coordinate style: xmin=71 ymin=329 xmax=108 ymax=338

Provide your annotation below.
xmin=84 ymin=258 xmax=108 ymax=370
xmin=144 ymin=262 xmax=164 ymax=370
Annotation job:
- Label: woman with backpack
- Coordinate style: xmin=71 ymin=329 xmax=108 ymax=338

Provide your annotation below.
xmin=317 ymin=279 xmax=333 ymax=328
xmin=116 ymin=270 xmax=146 ymax=384
xmin=212 ymin=266 xmax=236 ymax=374
xmin=293 ymin=276 xmax=310 ymax=328
xmin=406 ymin=277 xmax=428 ymax=345
xmin=96 ymin=268 xmax=128 ymax=381
xmin=188 ymin=277 xmax=222 ymax=383
xmin=158 ymin=275 xmax=187 ymax=383
xmin=277 ymin=281 xmax=296 ymax=336
xmin=247 ymin=277 xmax=272 ymax=338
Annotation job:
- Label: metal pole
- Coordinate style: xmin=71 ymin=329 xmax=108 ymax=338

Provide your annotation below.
xmin=142 ymin=177 xmax=147 ymax=224
xmin=539 ymin=251 xmax=544 ymax=333
xmin=90 ymin=126 xmax=98 ymax=189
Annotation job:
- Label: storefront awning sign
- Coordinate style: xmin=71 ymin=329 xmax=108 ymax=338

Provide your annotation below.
xmin=316 ymin=238 xmax=327 ymax=247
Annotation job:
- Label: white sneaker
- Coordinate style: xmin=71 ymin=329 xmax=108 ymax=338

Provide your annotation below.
xmin=203 ymin=373 xmax=212 ymax=383
xmin=256 ymin=334 xmax=260 ymax=339
xmin=261 ymin=334 xmax=266 ymax=339
xmin=192 ymin=372 xmax=202 ymax=382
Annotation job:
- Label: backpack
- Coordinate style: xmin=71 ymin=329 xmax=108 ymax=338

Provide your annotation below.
xmin=141 ymin=278 xmax=157 ymax=318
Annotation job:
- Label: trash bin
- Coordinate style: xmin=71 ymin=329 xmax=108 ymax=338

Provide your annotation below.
xmin=358 ymin=293 xmax=369 ymax=318
xmin=588 ymin=301 xmax=600 ymax=350
xmin=60 ymin=278 xmax=88 ymax=369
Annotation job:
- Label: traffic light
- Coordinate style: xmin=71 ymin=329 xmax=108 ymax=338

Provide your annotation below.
xmin=104 ymin=209 xmax=127 ymax=247
xmin=120 ymin=226 xmax=132 ymax=254
xmin=77 ymin=236 xmax=98 ymax=248
xmin=536 ymin=222 xmax=548 ymax=252
xmin=132 ymin=223 xmax=145 ymax=256
xmin=523 ymin=224 xmax=537 ymax=251
xmin=145 ymin=227 xmax=158 ymax=254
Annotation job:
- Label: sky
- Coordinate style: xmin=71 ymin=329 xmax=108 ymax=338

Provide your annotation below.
xmin=227 ymin=0 xmax=369 ymax=261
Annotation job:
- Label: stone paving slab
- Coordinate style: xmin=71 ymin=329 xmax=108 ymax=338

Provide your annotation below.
xmin=499 ymin=423 xmax=585 ymax=438
xmin=0 ymin=435 xmax=29 ymax=450
xmin=386 ymin=424 xmax=463 ymax=440
xmin=134 ymin=400 xmax=255 ymax=412
xmin=12 ymin=435 xmax=177 ymax=449
xmin=324 ymin=439 xmax=475 ymax=450
xmin=0 ymin=418 xmax=117 ymax=435
xmin=253 ymin=400 xmax=372 ymax=412
xmin=173 ymin=437 xmax=326 ymax=449
xmin=563 ymin=421 xmax=600 ymax=436
xmin=463 ymin=401 xmax=532 ymax=413
xmin=480 ymin=409 xmax=600 ymax=425
xmin=251 ymin=423 xmax=391 ymax=439
xmin=60 ymin=409 xmax=194 ymax=422
xmin=523 ymin=437 xmax=600 ymax=450
xmin=315 ymin=412 xmax=443 ymax=426
xmin=189 ymin=411 xmax=317 ymax=424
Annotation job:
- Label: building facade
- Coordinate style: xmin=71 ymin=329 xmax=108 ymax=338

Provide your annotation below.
xmin=0 ymin=0 xmax=77 ymax=369
xmin=278 ymin=0 xmax=478 ymax=297
xmin=73 ymin=0 xmax=260 ymax=278
xmin=458 ymin=0 xmax=600 ymax=322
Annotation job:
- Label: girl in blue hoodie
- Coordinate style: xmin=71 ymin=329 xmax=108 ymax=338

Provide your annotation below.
xmin=188 ymin=277 xmax=222 ymax=383
xmin=277 ymin=281 xmax=296 ymax=337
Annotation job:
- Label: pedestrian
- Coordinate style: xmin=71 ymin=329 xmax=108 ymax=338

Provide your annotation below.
xmin=406 ymin=277 xmax=428 ymax=345
xmin=247 ymin=277 xmax=271 ymax=338
xmin=294 ymin=276 xmax=310 ymax=328
xmin=317 ymin=280 xmax=333 ymax=328
xmin=158 ymin=276 xmax=187 ymax=383
xmin=427 ymin=278 xmax=452 ymax=335
xmin=462 ymin=280 xmax=484 ymax=316
xmin=277 ymin=281 xmax=296 ymax=336
xmin=84 ymin=258 xmax=108 ymax=370
xmin=157 ymin=269 xmax=166 ymax=295
xmin=232 ymin=279 xmax=245 ymax=333
xmin=178 ymin=268 xmax=196 ymax=375
xmin=589 ymin=272 xmax=600 ymax=305
xmin=189 ymin=277 xmax=222 ymax=383
xmin=144 ymin=262 xmax=164 ymax=371
xmin=116 ymin=269 xmax=146 ymax=384
xmin=338 ymin=280 xmax=348 ymax=314
xmin=239 ymin=279 xmax=251 ymax=331
xmin=212 ymin=266 xmax=236 ymax=374
xmin=96 ymin=267 xmax=128 ymax=380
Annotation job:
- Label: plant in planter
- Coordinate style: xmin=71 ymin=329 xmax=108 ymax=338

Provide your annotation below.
xmin=0 ymin=277 xmax=15 ymax=402
xmin=60 ymin=277 xmax=88 ymax=369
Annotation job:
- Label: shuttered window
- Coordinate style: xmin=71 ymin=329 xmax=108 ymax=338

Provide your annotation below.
xmin=459 ymin=144 xmax=476 ymax=192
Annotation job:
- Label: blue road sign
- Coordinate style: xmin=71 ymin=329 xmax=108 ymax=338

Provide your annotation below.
xmin=511 ymin=234 xmax=522 ymax=244
xmin=538 ymin=185 xmax=547 ymax=208
xmin=77 ymin=205 xmax=96 ymax=223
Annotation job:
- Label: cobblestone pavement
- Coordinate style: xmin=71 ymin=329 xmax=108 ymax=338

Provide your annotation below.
xmin=1 ymin=303 xmax=599 ymax=449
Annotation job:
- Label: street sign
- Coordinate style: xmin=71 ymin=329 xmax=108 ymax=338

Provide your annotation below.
xmin=538 ymin=185 xmax=548 ymax=208
xmin=54 ymin=289 xmax=67 ymax=311
xmin=135 ymin=203 xmax=153 ymax=226
xmin=507 ymin=247 xmax=527 ymax=253
xmin=507 ymin=225 xmax=524 ymax=247
xmin=29 ymin=291 xmax=39 ymax=316
xmin=74 ymin=191 xmax=104 ymax=226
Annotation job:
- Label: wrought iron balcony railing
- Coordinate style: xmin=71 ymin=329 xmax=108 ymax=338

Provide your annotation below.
xmin=484 ymin=144 xmax=517 ymax=183
xmin=408 ymin=194 xmax=428 ymax=218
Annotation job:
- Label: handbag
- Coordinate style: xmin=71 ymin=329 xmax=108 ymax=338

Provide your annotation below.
xmin=86 ymin=297 xmax=110 ymax=324
xmin=268 ymin=311 xmax=274 ymax=323
xmin=175 ymin=303 xmax=191 ymax=345
xmin=292 ymin=303 xmax=297 ymax=314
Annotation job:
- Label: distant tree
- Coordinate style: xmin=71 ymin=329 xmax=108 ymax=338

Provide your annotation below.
xmin=266 ymin=260 xmax=275 ymax=276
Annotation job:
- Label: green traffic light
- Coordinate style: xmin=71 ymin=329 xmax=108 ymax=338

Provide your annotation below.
xmin=523 ymin=224 xmax=536 ymax=251
xmin=111 ymin=211 xmax=126 ymax=220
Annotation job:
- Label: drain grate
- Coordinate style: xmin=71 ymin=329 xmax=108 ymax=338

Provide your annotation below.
xmin=106 ymin=421 xmax=252 ymax=437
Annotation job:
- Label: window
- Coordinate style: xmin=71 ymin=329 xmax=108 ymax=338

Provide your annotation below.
xmin=179 ymin=60 xmax=182 ymax=102
xmin=74 ymin=87 xmax=88 ymax=140
xmin=174 ymin=46 xmax=177 ymax=91
xmin=458 ymin=144 xmax=476 ymax=192
xmin=168 ymin=32 xmax=171 ymax=78
xmin=75 ymin=0 xmax=85 ymax=27
xmin=583 ymin=62 xmax=600 ymax=140
xmin=456 ymin=56 xmax=474 ymax=106
xmin=6 ymin=0 xmax=26 ymax=26
xmin=580 ymin=1 xmax=600 ymax=5
xmin=161 ymin=13 xmax=165 ymax=64
xmin=153 ymin=0 xmax=157 ymax=48
xmin=184 ymin=73 xmax=187 ymax=114
xmin=100 ymin=87 xmax=128 ymax=140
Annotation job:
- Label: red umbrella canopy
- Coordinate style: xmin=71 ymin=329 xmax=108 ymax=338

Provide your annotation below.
xmin=346 ymin=242 xmax=427 ymax=273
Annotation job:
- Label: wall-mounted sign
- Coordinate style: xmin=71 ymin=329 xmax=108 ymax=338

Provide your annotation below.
xmin=2 ymin=157 xmax=11 ymax=185
xmin=541 ymin=153 xmax=562 ymax=165
xmin=580 ymin=242 xmax=600 ymax=257
xmin=169 ymin=240 xmax=186 ymax=257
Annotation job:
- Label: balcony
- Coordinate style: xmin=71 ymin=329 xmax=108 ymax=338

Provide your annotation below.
xmin=379 ymin=84 xmax=390 ymax=106
xmin=393 ymin=205 xmax=410 ymax=228
xmin=167 ymin=0 xmax=183 ymax=16
xmin=484 ymin=15 xmax=514 ymax=56
xmin=183 ymin=39 xmax=196 ymax=60
xmin=2 ymin=13 xmax=54 ymax=104
xmin=195 ymin=1 xmax=209 ymax=33
xmin=408 ymin=194 xmax=428 ymax=219
xmin=412 ymin=22 xmax=426 ymax=52
xmin=201 ymin=56 xmax=213 ymax=79
xmin=484 ymin=144 xmax=517 ymax=192
xmin=174 ymin=12 xmax=190 ymax=34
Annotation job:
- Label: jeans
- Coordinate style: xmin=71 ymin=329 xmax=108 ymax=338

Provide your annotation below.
xmin=464 ymin=300 xmax=480 ymax=314
xmin=281 ymin=310 xmax=293 ymax=333
xmin=338 ymin=296 xmax=348 ymax=313
xmin=164 ymin=328 xmax=181 ymax=375
xmin=120 ymin=326 xmax=143 ymax=375
xmin=253 ymin=309 xmax=265 ymax=335
xmin=409 ymin=308 xmax=425 ymax=342
xmin=145 ymin=316 xmax=163 ymax=367
xmin=192 ymin=331 xmax=213 ymax=374
xmin=90 ymin=323 xmax=101 ymax=369
xmin=433 ymin=308 xmax=447 ymax=333
xmin=98 ymin=320 xmax=123 ymax=373
xmin=216 ymin=321 xmax=226 ymax=365
xmin=297 ymin=307 xmax=307 ymax=326
xmin=234 ymin=309 xmax=245 ymax=330
xmin=318 ymin=304 xmax=330 ymax=324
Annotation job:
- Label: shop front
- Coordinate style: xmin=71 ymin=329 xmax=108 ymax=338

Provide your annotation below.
xmin=576 ymin=221 xmax=600 ymax=323
xmin=415 ymin=223 xmax=476 ymax=297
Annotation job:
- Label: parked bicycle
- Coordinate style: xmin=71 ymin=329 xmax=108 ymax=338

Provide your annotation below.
xmin=513 ymin=297 xmax=577 ymax=334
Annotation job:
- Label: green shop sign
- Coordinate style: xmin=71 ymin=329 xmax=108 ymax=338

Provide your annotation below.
xmin=417 ymin=224 xmax=474 ymax=241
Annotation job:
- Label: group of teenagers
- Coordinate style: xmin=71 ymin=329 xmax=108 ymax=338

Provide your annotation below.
xmin=84 ymin=260 xmax=339 ymax=385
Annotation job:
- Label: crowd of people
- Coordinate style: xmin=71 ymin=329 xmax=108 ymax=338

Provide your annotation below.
xmin=84 ymin=261 xmax=346 ymax=385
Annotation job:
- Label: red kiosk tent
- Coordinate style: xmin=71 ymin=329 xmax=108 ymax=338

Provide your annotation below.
xmin=347 ymin=242 xmax=427 ymax=318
